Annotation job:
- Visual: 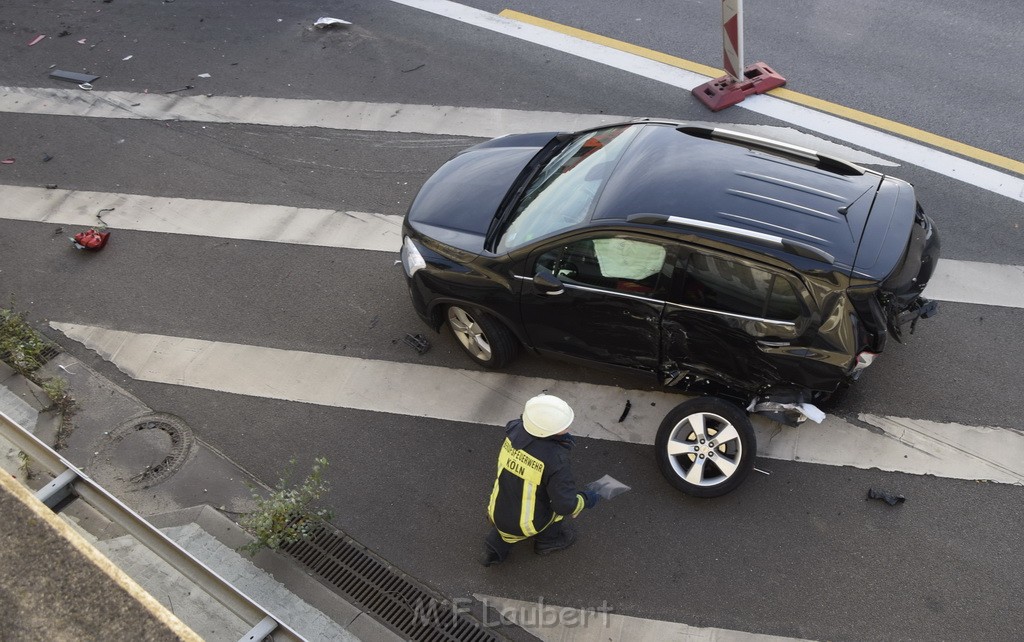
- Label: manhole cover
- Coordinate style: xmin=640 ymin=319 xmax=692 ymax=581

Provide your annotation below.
xmin=92 ymin=413 xmax=194 ymax=489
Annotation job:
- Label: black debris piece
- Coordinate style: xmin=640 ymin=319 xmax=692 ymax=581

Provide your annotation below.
xmin=45 ymin=184 xmax=58 ymax=189
xmin=403 ymin=333 xmax=430 ymax=355
xmin=867 ymin=488 xmax=905 ymax=506
xmin=618 ymin=399 xmax=632 ymax=423
xmin=57 ymin=30 xmax=71 ymax=37
xmin=42 ymin=154 xmax=53 ymax=162
xmin=165 ymin=85 xmax=194 ymax=94
xmin=401 ymin=63 xmax=425 ymax=73
xmin=50 ymin=69 xmax=100 ymax=84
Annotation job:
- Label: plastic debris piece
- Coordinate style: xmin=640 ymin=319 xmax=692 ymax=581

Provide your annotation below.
xmin=50 ymin=69 xmax=100 ymax=83
xmin=617 ymin=399 xmax=631 ymax=423
xmin=28 ymin=34 xmax=46 ymax=46
xmin=401 ymin=63 xmax=425 ymax=73
xmin=122 ymin=55 xmax=133 ymax=61
xmin=197 ymin=72 xmax=211 ymax=78
xmin=753 ymin=467 xmax=771 ymax=475
xmin=314 ymin=17 xmax=351 ymax=28
xmin=403 ymin=333 xmax=431 ymax=355
xmin=165 ymin=85 xmax=194 ymax=94
xmin=586 ymin=475 xmax=631 ymax=500
xmin=77 ymin=38 xmax=87 ymax=44
xmin=1 ymin=159 xmax=13 ymax=164
xmin=57 ymin=30 xmax=71 ymax=38
xmin=45 ymin=184 xmax=58 ymax=189
xmin=867 ymin=488 xmax=905 ymax=506
xmin=71 ymin=229 xmax=110 ymax=251
xmin=78 ymin=83 xmax=93 ymax=91
xmin=42 ymin=154 xmax=53 ymax=162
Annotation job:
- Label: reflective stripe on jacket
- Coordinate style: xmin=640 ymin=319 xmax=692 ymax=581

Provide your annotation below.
xmin=487 ymin=419 xmax=585 ymax=543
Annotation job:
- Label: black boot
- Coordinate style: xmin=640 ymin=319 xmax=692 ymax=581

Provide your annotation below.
xmin=481 ymin=528 xmax=512 ymax=566
xmin=534 ymin=522 xmax=577 ymax=556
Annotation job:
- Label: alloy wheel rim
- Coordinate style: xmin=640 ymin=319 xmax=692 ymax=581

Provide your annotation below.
xmin=665 ymin=412 xmax=743 ymax=487
xmin=447 ymin=307 xmax=492 ymax=361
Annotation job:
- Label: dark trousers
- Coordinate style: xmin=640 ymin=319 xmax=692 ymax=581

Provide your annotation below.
xmin=485 ymin=521 xmax=568 ymax=562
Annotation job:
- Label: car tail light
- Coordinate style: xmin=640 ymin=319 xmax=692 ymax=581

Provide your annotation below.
xmin=401 ymin=236 xmax=426 ymax=277
xmin=853 ymin=351 xmax=877 ymax=372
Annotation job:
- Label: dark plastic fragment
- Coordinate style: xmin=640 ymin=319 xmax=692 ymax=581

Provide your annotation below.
xmin=50 ymin=70 xmax=100 ymax=83
xmin=403 ymin=333 xmax=430 ymax=355
xmin=867 ymin=488 xmax=905 ymax=506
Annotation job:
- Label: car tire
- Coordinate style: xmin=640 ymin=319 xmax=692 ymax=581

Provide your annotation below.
xmin=445 ymin=305 xmax=518 ymax=369
xmin=655 ymin=397 xmax=756 ymax=498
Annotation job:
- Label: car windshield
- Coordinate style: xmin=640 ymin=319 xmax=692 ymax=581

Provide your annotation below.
xmin=498 ymin=125 xmax=640 ymax=252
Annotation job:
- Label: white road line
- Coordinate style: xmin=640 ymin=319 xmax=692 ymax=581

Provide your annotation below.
xmin=51 ymin=322 xmax=1024 ymax=485
xmin=475 ymin=594 xmax=804 ymax=642
xmin=0 ymin=85 xmax=621 ymax=139
xmin=384 ymin=0 xmax=1024 ymax=204
xmin=12 ymin=70 xmax=1001 ymax=210
xmin=3 ymin=184 xmax=1022 ymax=309
xmin=0 ymin=185 xmax=402 ymax=252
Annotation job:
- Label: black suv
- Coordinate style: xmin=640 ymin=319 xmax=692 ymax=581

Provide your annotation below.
xmin=401 ymin=121 xmax=940 ymax=496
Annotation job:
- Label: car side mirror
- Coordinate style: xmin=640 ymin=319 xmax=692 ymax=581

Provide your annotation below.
xmin=533 ymin=270 xmax=564 ymax=296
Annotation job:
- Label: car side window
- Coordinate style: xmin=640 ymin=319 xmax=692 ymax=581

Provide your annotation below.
xmin=536 ymin=236 xmax=667 ymax=296
xmin=672 ymin=251 xmax=803 ymax=321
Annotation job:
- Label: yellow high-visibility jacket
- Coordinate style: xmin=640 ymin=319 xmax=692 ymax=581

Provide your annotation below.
xmin=487 ymin=419 xmax=585 ymax=543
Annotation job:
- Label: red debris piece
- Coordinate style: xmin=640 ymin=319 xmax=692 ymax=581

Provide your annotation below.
xmin=28 ymin=34 xmax=46 ymax=46
xmin=72 ymin=229 xmax=111 ymax=251
xmin=1 ymin=158 xmax=14 ymax=164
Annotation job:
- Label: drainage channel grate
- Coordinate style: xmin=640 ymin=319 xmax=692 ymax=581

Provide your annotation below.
xmin=1 ymin=345 xmax=62 ymax=372
xmin=283 ymin=526 xmax=500 ymax=642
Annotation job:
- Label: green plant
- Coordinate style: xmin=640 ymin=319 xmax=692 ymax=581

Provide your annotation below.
xmin=239 ymin=457 xmax=333 ymax=555
xmin=41 ymin=376 xmax=70 ymax=407
xmin=0 ymin=306 xmax=56 ymax=376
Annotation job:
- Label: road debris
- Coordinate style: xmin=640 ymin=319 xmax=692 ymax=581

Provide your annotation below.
xmin=77 ymin=38 xmax=87 ymax=44
xmin=42 ymin=154 xmax=53 ymax=162
xmin=1 ymin=159 xmax=13 ymax=165
xmin=50 ymin=69 xmax=100 ymax=84
xmin=197 ymin=73 xmax=211 ymax=78
xmin=586 ymin=475 xmax=631 ymax=500
xmin=314 ymin=17 xmax=351 ymax=28
xmin=71 ymin=229 xmax=110 ymax=251
xmin=617 ymin=399 xmax=631 ymax=423
xmin=403 ymin=333 xmax=431 ymax=355
xmin=401 ymin=63 xmax=425 ymax=73
xmin=165 ymin=85 xmax=194 ymax=94
xmin=122 ymin=55 xmax=133 ymax=61
xmin=867 ymin=488 xmax=905 ymax=506
xmin=28 ymin=34 xmax=46 ymax=46
xmin=753 ymin=467 xmax=771 ymax=475
xmin=78 ymin=83 xmax=93 ymax=91
xmin=45 ymin=184 xmax=58 ymax=189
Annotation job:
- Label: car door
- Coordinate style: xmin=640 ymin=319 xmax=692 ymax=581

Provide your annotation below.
xmin=661 ymin=247 xmax=808 ymax=393
xmin=519 ymin=233 xmax=671 ymax=377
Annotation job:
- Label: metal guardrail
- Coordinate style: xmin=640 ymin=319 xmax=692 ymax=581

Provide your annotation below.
xmin=0 ymin=409 xmax=307 ymax=642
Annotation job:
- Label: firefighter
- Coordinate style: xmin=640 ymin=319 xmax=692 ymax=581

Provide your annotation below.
xmin=482 ymin=394 xmax=600 ymax=566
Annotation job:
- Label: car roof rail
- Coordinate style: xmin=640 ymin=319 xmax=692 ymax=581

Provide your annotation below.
xmin=678 ymin=126 xmax=867 ymax=177
xmin=626 ymin=213 xmax=836 ymax=265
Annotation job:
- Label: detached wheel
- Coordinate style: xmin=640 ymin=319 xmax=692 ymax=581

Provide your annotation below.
xmin=655 ymin=398 xmax=756 ymax=498
xmin=445 ymin=305 xmax=518 ymax=369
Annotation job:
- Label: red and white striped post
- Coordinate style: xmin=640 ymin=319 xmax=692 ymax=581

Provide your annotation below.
xmin=692 ymin=0 xmax=786 ymax=111
xmin=722 ymin=0 xmax=744 ymax=82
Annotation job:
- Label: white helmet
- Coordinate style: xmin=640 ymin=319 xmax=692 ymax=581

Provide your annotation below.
xmin=522 ymin=394 xmax=575 ymax=438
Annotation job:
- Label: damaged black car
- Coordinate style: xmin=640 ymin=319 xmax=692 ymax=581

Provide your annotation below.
xmin=400 ymin=121 xmax=940 ymax=496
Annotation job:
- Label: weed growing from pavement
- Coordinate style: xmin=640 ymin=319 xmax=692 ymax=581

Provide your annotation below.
xmin=240 ymin=457 xmax=333 ymax=555
xmin=0 ymin=304 xmax=57 ymax=376
xmin=0 ymin=303 xmax=77 ymax=450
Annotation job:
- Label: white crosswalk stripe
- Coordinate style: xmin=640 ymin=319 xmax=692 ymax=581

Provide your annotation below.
xmin=50 ymin=322 xmax=1024 ymax=485
xmin=3 ymin=183 xmax=1022 ymax=309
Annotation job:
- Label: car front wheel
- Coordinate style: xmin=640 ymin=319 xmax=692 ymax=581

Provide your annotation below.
xmin=445 ymin=305 xmax=518 ymax=369
xmin=655 ymin=398 xmax=756 ymax=498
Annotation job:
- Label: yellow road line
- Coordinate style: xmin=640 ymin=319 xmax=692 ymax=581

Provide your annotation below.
xmin=501 ymin=9 xmax=1024 ymax=176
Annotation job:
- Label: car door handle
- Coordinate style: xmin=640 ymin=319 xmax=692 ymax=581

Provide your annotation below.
xmin=757 ymin=340 xmax=790 ymax=348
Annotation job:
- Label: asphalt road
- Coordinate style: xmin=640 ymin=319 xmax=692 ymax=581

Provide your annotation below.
xmin=1 ymin=1 xmax=1022 ymax=640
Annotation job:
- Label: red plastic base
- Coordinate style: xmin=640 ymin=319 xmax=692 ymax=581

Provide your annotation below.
xmin=692 ymin=62 xmax=787 ymax=112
